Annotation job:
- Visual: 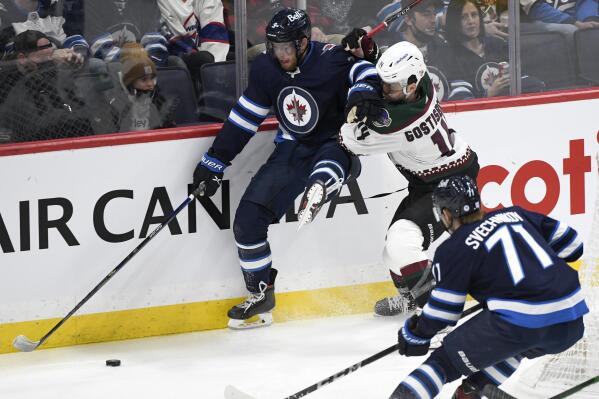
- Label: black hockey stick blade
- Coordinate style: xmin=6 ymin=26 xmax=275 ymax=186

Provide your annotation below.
xmin=12 ymin=185 xmax=204 ymax=352
xmin=549 ymin=375 xmax=599 ymax=399
xmin=224 ymin=385 xmax=259 ymax=399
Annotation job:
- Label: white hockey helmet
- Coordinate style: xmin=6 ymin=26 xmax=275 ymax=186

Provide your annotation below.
xmin=376 ymin=41 xmax=427 ymax=94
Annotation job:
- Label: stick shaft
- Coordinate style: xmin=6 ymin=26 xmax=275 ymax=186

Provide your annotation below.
xmin=285 ymin=303 xmax=483 ymax=398
xmin=367 ymin=0 xmax=426 ymax=38
xmin=34 ymin=188 xmax=201 ymax=348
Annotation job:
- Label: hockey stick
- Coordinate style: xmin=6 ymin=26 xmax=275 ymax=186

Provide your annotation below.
xmin=367 ymin=0 xmax=426 ymax=37
xmin=224 ymin=303 xmax=483 ymax=399
xmin=549 ymin=375 xmax=599 ymax=399
xmin=12 ymin=184 xmax=205 ymax=352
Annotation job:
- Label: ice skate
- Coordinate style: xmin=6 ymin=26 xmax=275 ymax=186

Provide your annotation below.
xmin=374 ymin=289 xmax=417 ymax=316
xmin=227 ymin=270 xmax=277 ymax=330
xmin=297 ymin=180 xmax=326 ymax=231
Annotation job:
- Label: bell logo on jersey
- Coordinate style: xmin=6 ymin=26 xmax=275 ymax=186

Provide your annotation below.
xmin=277 ymin=86 xmax=319 ymax=135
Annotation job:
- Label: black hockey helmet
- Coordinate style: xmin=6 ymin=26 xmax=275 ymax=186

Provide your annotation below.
xmin=265 ymin=8 xmax=311 ymax=57
xmin=432 ymin=175 xmax=481 ymax=222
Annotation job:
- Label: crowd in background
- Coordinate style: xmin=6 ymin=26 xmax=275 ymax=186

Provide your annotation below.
xmin=0 ymin=0 xmax=597 ymax=143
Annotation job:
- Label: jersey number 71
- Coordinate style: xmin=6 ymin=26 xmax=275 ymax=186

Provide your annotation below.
xmin=485 ymin=224 xmax=553 ymax=285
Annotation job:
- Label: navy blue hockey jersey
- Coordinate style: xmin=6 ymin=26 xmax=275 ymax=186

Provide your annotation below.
xmin=209 ymin=41 xmax=377 ymax=163
xmin=418 ymin=206 xmax=588 ymax=337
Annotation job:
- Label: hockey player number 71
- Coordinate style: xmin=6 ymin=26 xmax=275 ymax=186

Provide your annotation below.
xmin=485 ymin=224 xmax=554 ymax=285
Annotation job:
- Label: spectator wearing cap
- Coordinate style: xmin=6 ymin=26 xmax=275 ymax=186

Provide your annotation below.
xmin=0 ymin=29 xmax=91 ymax=141
xmin=397 ymin=0 xmax=449 ymax=66
xmin=116 ymin=42 xmax=175 ymax=132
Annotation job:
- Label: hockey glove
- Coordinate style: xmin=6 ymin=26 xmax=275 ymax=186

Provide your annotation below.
xmin=341 ymin=28 xmax=379 ymax=63
xmin=397 ymin=315 xmax=431 ymax=356
xmin=193 ymin=151 xmax=228 ymax=197
xmin=345 ymin=83 xmax=385 ymax=127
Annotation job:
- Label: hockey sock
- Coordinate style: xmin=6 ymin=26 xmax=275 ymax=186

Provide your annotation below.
xmin=236 ymin=240 xmax=273 ymax=292
xmin=394 ymin=361 xmax=447 ymax=399
xmin=308 ymin=159 xmax=346 ymax=200
xmin=400 ymin=260 xmax=435 ymax=307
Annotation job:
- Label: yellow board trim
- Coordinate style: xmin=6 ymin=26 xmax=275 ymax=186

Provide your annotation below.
xmin=0 ymin=260 xmax=584 ymax=355
xmin=0 ymin=281 xmax=397 ymax=354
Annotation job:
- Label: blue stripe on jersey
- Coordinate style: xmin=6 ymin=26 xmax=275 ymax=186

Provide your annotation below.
xmin=427 ymin=297 xmax=465 ymax=315
xmin=488 ymin=288 xmax=589 ymax=328
xmin=549 ymin=222 xmax=569 ymax=244
xmin=275 ymin=126 xmax=295 ymax=143
xmin=238 ymin=95 xmax=270 ymax=118
xmin=228 ymin=109 xmax=259 ymax=134
xmin=430 ymin=288 xmax=467 ymax=305
xmin=348 ymin=60 xmax=376 ymax=84
xmin=557 ymin=233 xmax=583 ymax=260
xmin=422 ymin=303 xmax=462 ymax=324
xmin=198 ymin=22 xmax=229 ymax=42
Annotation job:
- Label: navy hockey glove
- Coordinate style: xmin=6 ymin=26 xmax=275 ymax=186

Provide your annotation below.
xmin=342 ymin=28 xmax=379 ymax=63
xmin=345 ymin=83 xmax=385 ymax=127
xmin=397 ymin=315 xmax=431 ymax=356
xmin=193 ymin=151 xmax=228 ymax=197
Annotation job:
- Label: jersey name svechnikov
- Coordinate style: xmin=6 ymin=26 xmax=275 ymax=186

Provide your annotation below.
xmin=465 ymin=211 xmax=524 ymax=250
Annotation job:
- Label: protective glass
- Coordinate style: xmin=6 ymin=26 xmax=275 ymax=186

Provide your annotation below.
xmin=432 ymin=199 xmax=442 ymax=223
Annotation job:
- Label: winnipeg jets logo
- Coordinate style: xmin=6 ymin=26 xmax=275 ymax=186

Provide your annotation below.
xmin=286 ymin=95 xmax=307 ymax=123
xmin=277 ymin=86 xmax=319 ymax=135
xmin=427 ymin=66 xmax=449 ymax=102
xmin=475 ymin=62 xmax=502 ymax=92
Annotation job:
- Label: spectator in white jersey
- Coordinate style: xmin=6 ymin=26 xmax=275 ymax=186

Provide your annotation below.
xmin=339 ymin=41 xmax=479 ymax=317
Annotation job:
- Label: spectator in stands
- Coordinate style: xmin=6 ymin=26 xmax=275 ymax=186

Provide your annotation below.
xmin=443 ymin=0 xmax=511 ymax=97
xmin=380 ymin=0 xmax=449 ymax=65
xmin=61 ymin=0 xmax=161 ymax=45
xmin=443 ymin=0 xmax=545 ymax=98
xmin=157 ymin=0 xmax=229 ymax=93
xmin=477 ymin=0 xmax=509 ymax=40
xmin=0 ymin=0 xmax=69 ymax=60
xmin=521 ymin=0 xmax=599 ymax=37
xmin=0 ymin=29 xmax=92 ymax=142
xmin=115 ymin=42 xmax=175 ymax=132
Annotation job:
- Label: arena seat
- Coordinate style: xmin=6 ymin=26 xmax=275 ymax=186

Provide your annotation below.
xmin=574 ymin=28 xmax=599 ymax=84
xmin=520 ymin=31 xmax=578 ymax=90
xmin=156 ymin=66 xmax=200 ymax=125
xmin=199 ymin=61 xmax=238 ymax=122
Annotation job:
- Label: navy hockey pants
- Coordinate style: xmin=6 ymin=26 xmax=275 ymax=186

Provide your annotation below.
xmin=397 ymin=310 xmax=585 ymax=398
xmin=232 ymin=139 xmax=358 ymax=292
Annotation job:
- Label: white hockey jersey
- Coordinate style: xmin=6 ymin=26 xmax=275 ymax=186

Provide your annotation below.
xmin=157 ymin=0 xmax=229 ymax=61
xmin=340 ymin=73 xmax=475 ymax=183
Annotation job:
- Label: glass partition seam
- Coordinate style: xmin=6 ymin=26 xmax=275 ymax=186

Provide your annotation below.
xmin=235 ymin=0 xmax=249 ymax=96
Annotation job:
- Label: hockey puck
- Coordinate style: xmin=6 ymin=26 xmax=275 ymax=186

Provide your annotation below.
xmin=105 ymin=359 xmax=121 ymax=367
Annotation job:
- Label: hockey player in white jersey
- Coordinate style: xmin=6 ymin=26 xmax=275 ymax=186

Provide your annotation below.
xmin=339 ymin=41 xmax=479 ymax=316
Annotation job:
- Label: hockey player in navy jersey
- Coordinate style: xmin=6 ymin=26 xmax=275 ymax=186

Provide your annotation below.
xmin=339 ymin=41 xmax=479 ymax=317
xmin=191 ymin=8 xmax=379 ymax=329
xmin=389 ymin=175 xmax=588 ymax=399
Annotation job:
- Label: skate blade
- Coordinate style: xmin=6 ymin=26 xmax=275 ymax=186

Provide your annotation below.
xmin=297 ymin=185 xmax=324 ymax=231
xmin=228 ymin=313 xmax=273 ymax=330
